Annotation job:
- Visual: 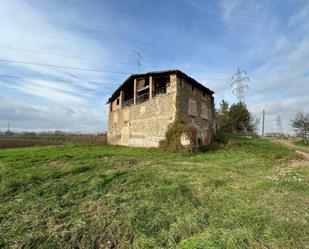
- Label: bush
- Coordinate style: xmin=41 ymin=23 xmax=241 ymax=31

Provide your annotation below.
xmin=204 ymin=130 xmax=235 ymax=151
xmin=215 ymin=130 xmax=232 ymax=145
xmin=160 ymin=117 xmax=197 ymax=152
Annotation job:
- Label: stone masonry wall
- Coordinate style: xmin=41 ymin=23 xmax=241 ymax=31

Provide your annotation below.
xmin=107 ymin=74 xmax=177 ymax=147
xmin=177 ymin=76 xmax=215 ymax=145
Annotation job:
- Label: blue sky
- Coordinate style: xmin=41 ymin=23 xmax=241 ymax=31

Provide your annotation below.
xmin=0 ymin=0 xmax=308 ymax=134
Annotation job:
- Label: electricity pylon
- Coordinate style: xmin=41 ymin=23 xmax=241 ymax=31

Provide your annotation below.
xmin=231 ymin=67 xmax=249 ymax=102
xmin=132 ymin=50 xmax=143 ymax=72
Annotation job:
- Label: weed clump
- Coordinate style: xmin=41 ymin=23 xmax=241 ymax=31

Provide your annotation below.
xmin=160 ymin=117 xmax=197 ymax=152
xmin=215 ymin=129 xmax=232 ymax=144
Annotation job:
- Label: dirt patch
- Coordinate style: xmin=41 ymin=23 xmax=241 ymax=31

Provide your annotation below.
xmin=266 ymin=170 xmax=287 ymax=181
xmin=42 ymin=160 xmax=68 ymax=169
xmin=266 ymin=169 xmax=303 ymax=182
xmin=294 ymin=150 xmax=309 ymax=160
xmin=272 ymin=139 xmax=309 ymax=161
xmin=266 ymin=140 xmax=309 ymax=180
xmin=116 ymin=159 xmax=140 ymax=169
xmin=101 ymin=156 xmax=141 ymax=169
xmin=288 ymin=159 xmax=309 ymax=168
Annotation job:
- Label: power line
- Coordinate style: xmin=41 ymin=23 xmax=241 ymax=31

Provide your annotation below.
xmin=0 ymin=58 xmax=130 ymax=74
xmin=0 ymin=73 xmax=113 ymax=86
xmin=0 ymin=44 xmax=137 ymax=66
xmin=0 ymin=44 xmax=238 ymax=74
xmin=0 ymin=58 xmax=233 ymax=77
xmin=231 ymin=66 xmax=249 ymax=102
xmin=0 ymin=84 xmax=107 ymax=96
xmin=0 ymin=26 xmax=76 ymax=43
xmin=0 ymin=56 xmax=296 ymax=100
xmin=1 ymin=73 xmax=298 ymax=103
xmin=0 ymin=73 xmax=231 ymax=88
xmin=0 ymin=44 xmax=237 ymax=75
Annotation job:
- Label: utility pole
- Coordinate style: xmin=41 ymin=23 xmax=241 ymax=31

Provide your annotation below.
xmin=132 ymin=50 xmax=143 ymax=72
xmin=7 ymin=122 xmax=10 ymax=132
xmin=262 ymin=110 xmax=265 ymax=138
xmin=276 ymin=115 xmax=283 ymax=136
xmin=231 ymin=66 xmax=249 ymax=102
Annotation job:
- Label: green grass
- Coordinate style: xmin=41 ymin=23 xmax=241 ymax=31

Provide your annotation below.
xmin=0 ymin=137 xmax=308 ymax=248
xmin=295 ymin=140 xmax=309 ymax=147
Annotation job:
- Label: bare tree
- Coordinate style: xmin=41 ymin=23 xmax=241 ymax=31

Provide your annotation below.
xmin=292 ymin=112 xmax=309 ymax=140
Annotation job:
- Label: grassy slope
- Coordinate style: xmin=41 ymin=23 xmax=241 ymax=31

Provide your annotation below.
xmin=0 ymin=138 xmax=308 ymax=249
xmin=295 ymin=140 xmax=309 ymax=147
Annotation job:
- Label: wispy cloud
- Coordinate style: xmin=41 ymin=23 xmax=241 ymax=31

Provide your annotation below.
xmin=0 ymin=0 xmax=121 ymax=132
xmin=0 ymin=0 xmax=122 ymax=106
xmin=245 ymin=3 xmax=308 ymax=133
xmin=0 ymin=96 xmax=105 ymax=133
xmin=0 ymin=0 xmax=308 ymax=133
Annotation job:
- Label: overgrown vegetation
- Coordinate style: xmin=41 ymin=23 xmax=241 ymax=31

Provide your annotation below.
xmin=160 ymin=116 xmax=197 ymax=152
xmin=213 ymin=129 xmax=234 ymax=146
xmin=1 ymin=137 xmax=308 ymax=248
xmin=216 ymin=100 xmax=257 ymax=134
xmin=295 ymin=140 xmax=309 ymax=147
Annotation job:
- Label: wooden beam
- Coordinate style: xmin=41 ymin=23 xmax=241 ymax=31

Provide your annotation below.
xmin=149 ymin=76 xmax=153 ymax=99
xmin=119 ymin=90 xmax=123 ymax=109
xmin=133 ymin=78 xmax=137 ymax=105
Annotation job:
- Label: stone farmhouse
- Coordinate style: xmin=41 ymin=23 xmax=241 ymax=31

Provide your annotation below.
xmin=107 ymin=70 xmax=215 ymax=147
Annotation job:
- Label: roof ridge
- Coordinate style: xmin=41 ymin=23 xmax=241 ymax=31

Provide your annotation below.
xmin=107 ymin=69 xmax=214 ymax=103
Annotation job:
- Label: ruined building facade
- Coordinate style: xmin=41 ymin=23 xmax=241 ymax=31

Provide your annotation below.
xmin=107 ymin=70 xmax=215 ymax=147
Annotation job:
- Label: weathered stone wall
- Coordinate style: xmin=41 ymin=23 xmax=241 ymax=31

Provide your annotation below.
xmin=176 ymin=76 xmax=215 ymax=145
xmin=108 ymin=74 xmax=177 ymax=147
xmin=107 ymin=73 xmax=215 ymax=147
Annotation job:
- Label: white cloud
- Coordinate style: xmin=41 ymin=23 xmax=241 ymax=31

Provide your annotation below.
xmin=216 ymin=0 xmax=309 ymax=134
xmin=220 ymin=0 xmax=274 ymax=34
xmin=0 ymin=0 xmax=120 ymax=132
xmin=0 ymin=0 xmax=121 ymax=106
xmin=0 ymin=96 xmax=106 ymax=133
xmin=288 ymin=3 xmax=309 ymax=31
xmin=246 ymin=4 xmax=308 ymax=133
xmin=12 ymin=80 xmax=85 ymax=104
xmin=0 ymin=0 xmax=308 ymax=135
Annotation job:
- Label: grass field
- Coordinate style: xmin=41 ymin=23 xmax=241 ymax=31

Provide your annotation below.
xmin=0 ymin=134 xmax=107 ymax=148
xmin=0 ymin=137 xmax=308 ymax=248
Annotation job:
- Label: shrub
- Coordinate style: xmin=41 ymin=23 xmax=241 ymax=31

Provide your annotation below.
xmin=160 ymin=117 xmax=197 ymax=152
xmin=215 ymin=129 xmax=232 ymax=145
xmin=204 ymin=129 xmax=235 ymax=151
